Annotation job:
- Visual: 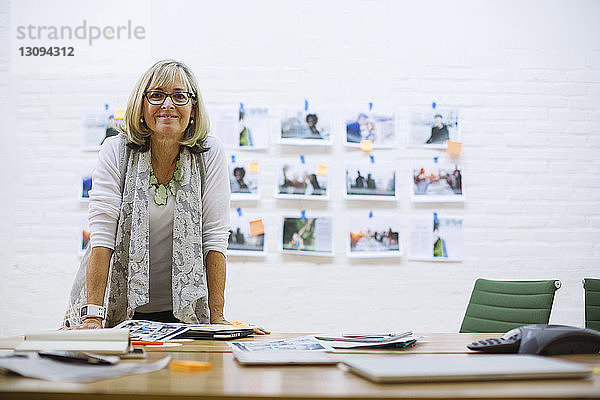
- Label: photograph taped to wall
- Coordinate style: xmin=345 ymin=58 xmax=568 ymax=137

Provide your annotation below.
xmin=276 ymin=159 xmax=329 ymax=200
xmin=348 ymin=212 xmax=402 ymax=258
xmin=281 ymin=215 xmax=334 ymax=256
xmin=411 ymin=160 xmax=464 ymax=203
xmin=80 ymin=159 xmax=96 ymax=202
xmin=407 ymin=107 xmax=460 ymax=149
xmin=236 ymin=105 xmax=269 ymax=149
xmin=228 ymin=211 xmax=266 ymax=257
xmin=344 ymin=107 xmax=396 ymax=148
xmin=210 ymin=104 xmax=269 ymax=150
xmin=229 ymin=157 xmax=260 ymax=201
xmin=81 ymin=107 xmax=123 ymax=151
xmin=345 ymin=162 xmax=397 ymax=201
xmin=408 ymin=214 xmax=463 ymax=262
xmin=279 ymin=107 xmax=332 ymax=146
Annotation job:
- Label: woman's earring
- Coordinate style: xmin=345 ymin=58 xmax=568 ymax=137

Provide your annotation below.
xmin=140 ymin=116 xmax=145 ymax=124
xmin=190 ymin=118 xmax=194 ymax=125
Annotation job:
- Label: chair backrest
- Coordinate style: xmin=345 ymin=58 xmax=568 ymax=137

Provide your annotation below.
xmin=583 ymin=278 xmax=600 ymax=331
xmin=460 ymin=278 xmax=561 ymax=333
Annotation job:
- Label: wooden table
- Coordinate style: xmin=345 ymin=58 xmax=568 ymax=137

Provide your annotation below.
xmin=1 ymin=333 xmax=599 ymax=399
xmin=142 ymin=332 xmax=498 ymax=354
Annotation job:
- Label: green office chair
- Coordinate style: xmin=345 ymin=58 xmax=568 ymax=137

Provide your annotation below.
xmin=460 ymin=278 xmax=561 ymax=333
xmin=583 ymin=278 xmax=600 ymax=331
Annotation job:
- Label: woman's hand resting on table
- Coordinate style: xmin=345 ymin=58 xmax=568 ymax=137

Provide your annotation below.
xmin=210 ymin=316 xmax=270 ymax=335
xmin=250 ymin=326 xmax=270 ymax=335
xmin=62 ymin=317 xmax=103 ymax=330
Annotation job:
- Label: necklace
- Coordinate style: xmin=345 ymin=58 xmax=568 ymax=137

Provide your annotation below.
xmin=149 ymin=159 xmax=183 ymax=205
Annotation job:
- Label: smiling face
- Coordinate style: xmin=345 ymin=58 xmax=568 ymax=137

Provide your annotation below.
xmin=143 ymin=76 xmax=195 ymax=139
xmin=234 ymin=168 xmax=245 ymax=181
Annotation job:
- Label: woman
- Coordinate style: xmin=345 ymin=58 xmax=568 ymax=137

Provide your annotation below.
xmin=230 ymin=167 xmax=249 ymax=193
xmin=64 ymin=60 xmax=268 ymax=334
xmin=305 ymin=114 xmax=321 ymax=138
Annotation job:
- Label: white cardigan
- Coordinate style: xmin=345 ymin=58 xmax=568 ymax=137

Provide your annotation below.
xmin=88 ymin=135 xmax=231 ymax=312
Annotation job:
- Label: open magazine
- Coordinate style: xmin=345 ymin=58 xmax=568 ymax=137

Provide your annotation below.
xmin=113 ymin=320 xmax=253 ymax=341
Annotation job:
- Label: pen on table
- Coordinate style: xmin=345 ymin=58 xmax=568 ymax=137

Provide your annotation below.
xmin=131 ymin=341 xmax=184 ymax=347
xmin=131 ymin=341 xmax=164 ymax=346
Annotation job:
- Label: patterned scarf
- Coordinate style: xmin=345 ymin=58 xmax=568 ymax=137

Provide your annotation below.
xmin=64 ymin=134 xmax=209 ymax=327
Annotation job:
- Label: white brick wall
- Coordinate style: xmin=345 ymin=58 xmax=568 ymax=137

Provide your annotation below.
xmin=1 ymin=0 xmax=599 ymax=336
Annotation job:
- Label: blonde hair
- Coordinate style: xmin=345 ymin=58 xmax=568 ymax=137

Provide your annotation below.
xmin=122 ymin=59 xmax=210 ymax=152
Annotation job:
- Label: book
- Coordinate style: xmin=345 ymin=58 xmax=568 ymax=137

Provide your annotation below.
xmin=15 ymin=329 xmax=130 ymax=355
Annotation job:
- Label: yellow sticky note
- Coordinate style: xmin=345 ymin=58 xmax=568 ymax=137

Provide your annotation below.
xmin=170 ymin=361 xmax=212 ymax=372
xmin=593 ymin=366 xmax=600 ymax=375
xmin=249 ymin=219 xmax=265 ymax=236
xmin=446 ymin=140 xmax=462 ymax=155
xmin=248 ymin=162 xmax=259 ymax=173
xmin=316 ymin=165 xmax=328 ymax=176
xmin=360 ymin=140 xmax=373 ymax=151
xmin=229 ymin=320 xmax=249 ymax=327
xmin=113 ymin=109 xmax=126 ymax=120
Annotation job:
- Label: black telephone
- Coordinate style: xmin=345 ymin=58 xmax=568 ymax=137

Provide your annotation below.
xmin=467 ymin=324 xmax=600 ymax=355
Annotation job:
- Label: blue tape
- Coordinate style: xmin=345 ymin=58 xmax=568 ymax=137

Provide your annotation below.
xmin=237 ymin=208 xmax=242 ymax=217
xmin=432 ymin=102 xmax=436 ymax=109
xmin=369 ymin=102 xmax=373 ymax=111
xmin=239 ymin=102 xmax=244 ymax=111
xmin=433 ymin=212 xmax=438 ymax=223
xmin=433 ymin=157 xmax=438 ymax=163
xmin=300 ymin=210 xmax=306 ymax=219
xmin=300 ymin=155 xmax=305 ymax=164
xmin=104 ymin=104 xmax=109 ymax=110
xmin=304 ymin=99 xmax=309 ymax=111
xmin=369 ymin=211 xmax=373 ymax=218
xmin=370 ymin=155 xmax=375 ymax=164
xmin=231 ymin=155 xmax=236 ymax=163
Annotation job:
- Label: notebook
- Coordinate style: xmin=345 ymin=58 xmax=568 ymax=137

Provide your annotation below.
xmin=171 ymin=327 xmax=253 ymax=340
xmin=341 ymin=354 xmax=592 ymax=383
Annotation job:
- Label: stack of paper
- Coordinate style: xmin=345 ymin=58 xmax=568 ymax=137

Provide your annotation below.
xmin=314 ymin=332 xmax=418 ymax=350
xmin=228 ymin=333 xmax=419 ymax=365
xmin=229 ymin=333 xmax=419 ymax=353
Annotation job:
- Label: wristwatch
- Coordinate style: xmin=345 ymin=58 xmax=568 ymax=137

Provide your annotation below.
xmin=80 ymin=304 xmax=106 ymax=320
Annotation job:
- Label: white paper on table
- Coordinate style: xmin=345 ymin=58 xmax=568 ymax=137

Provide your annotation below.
xmin=229 ymin=335 xmax=330 ymax=352
xmin=0 ymin=354 xmax=170 ymax=382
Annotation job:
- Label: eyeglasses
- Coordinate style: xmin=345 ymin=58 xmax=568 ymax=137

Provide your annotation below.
xmin=144 ymin=90 xmax=195 ymax=106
